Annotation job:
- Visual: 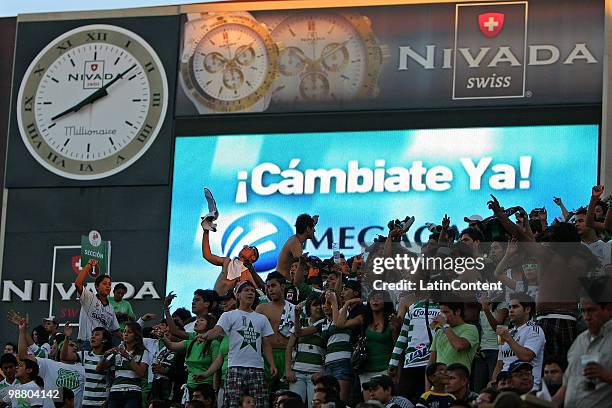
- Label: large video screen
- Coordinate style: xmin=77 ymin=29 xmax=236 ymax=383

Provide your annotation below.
xmin=167 ymin=125 xmax=598 ymax=306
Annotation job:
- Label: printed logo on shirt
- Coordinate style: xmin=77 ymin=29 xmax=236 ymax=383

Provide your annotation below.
xmin=237 ymin=321 xmax=261 ymax=350
xmin=57 ymin=368 xmax=80 ymax=390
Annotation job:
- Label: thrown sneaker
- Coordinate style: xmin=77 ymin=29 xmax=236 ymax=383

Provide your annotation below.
xmin=399 ymin=216 xmax=415 ymax=233
xmin=204 ymin=188 xmax=219 ymax=220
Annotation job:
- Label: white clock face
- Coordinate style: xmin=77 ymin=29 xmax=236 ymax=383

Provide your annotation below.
xmin=271 ymin=13 xmax=368 ymax=101
xmin=17 ymin=24 xmax=168 ymax=180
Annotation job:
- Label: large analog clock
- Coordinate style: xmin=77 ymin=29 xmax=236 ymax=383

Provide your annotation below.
xmin=17 ymin=24 xmax=168 ymax=180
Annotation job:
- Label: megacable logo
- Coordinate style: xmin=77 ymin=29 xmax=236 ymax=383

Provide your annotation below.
xmin=478 ymin=13 xmax=504 ymax=38
xmin=221 ymin=212 xmax=293 ymax=273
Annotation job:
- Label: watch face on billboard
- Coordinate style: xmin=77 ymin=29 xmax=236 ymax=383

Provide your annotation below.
xmin=166 ymin=125 xmax=598 ymax=308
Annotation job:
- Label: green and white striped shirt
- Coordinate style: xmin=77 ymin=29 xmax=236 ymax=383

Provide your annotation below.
xmin=79 ymin=351 xmax=108 ymax=406
xmin=291 ymin=318 xmax=326 ymax=373
xmin=322 ymin=319 xmax=352 ymax=364
xmin=108 ymin=349 xmax=150 ymax=392
xmin=389 ymin=300 xmax=439 ymax=369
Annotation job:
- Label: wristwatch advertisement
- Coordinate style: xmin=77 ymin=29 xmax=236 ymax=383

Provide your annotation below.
xmin=176 ymin=8 xmax=389 ymax=116
xmin=179 ymin=12 xmax=280 ymax=114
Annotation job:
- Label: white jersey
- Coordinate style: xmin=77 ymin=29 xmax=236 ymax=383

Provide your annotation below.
xmin=217 ymin=309 xmax=274 ymax=369
xmin=36 ymin=357 xmax=86 ymax=408
xmin=77 ymin=289 xmax=119 ymax=341
xmin=498 ymin=321 xmax=546 ymax=388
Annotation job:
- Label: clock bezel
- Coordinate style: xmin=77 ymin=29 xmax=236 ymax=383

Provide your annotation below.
xmin=16 ymin=24 xmax=169 ymax=180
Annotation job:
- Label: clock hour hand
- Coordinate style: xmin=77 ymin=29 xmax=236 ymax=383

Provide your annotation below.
xmin=51 ymin=64 xmax=137 ymax=121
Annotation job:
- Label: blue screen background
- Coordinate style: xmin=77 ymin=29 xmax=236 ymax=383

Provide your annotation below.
xmin=167 ymin=125 xmax=598 ymax=307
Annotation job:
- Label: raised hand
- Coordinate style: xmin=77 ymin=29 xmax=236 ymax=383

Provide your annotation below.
xmin=505 ymin=238 xmax=518 ymax=258
xmin=539 ymin=207 xmax=548 ymax=222
xmin=487 ymin=194 xmax=503 ymax=214
xmin=388 ymin=227 xmax=403 ymax=239
xmin=441 ymin=214 xmax=450 ymax=229
xmin=141 ymin=313 xmax=156 ymax=322
xmin=64 ymin=323 xmax=73 ymax=338
xmin=295 ymin=305 xmax=303 ymax=318
xmin=164 ymin=292 xmax=176 ymax=309
xmin=553 ymin=196 xmax=563 ymax=206
xmin=592 ymin=185 xmax=604 ymax=199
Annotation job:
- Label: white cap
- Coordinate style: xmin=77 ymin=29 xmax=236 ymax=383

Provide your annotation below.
xmin=464 ymin=214 xmax=483 ymax=222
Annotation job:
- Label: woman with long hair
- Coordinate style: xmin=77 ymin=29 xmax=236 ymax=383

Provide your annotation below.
xmin=97 ymin=321 xmax=150 ymax=408
xmin=357 ymin=290 xmax=397 ymax=401
xmin=29 ymin=325 xmax=51 ymax=358
xmin=161 ymin=313 xmax=219 ymax=400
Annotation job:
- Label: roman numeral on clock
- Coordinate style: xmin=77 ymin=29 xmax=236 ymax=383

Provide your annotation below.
xmin=145 ymin=62 xmax=155 ymax=72
xmin=47 ymin=152 xmax=65 ymax=168
xmin=152 ymin=93 xmax=161 ymax=107
xmin=137 ymin=124 xmax=152 ymax=143
xmin=116 ymin=155 xmax=126 ymax=164
xmin=33 ymin=66 xmax=45 ymax=77
xmin=86 ymin=32 xmax=107 ymax=41
xmin=24 ymin=96 xmax=33 ymax=112
xmin=56 ymin=40 xmax=72 ymax=52
xmin=26 ymin=123 xmax=42 ymax=149
xmin=79 ymin=163 xmax=94 ymax=172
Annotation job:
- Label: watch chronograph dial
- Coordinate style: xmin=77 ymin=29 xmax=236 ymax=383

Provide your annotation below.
xmin=271 ymin=12 xmax=369 ymax=102
xmin=180 ymin=14 xmax=279 ymax=113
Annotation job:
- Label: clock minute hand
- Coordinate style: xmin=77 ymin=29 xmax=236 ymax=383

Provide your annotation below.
xmin=51 ymin=64 xmax=137 ymax=122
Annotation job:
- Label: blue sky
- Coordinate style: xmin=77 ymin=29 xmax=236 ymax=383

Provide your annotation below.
xmin=0 ymin=1 xmax=227 ymax=17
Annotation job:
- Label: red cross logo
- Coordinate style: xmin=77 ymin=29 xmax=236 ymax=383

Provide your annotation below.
xmin=478 ymin=12 xmax=505 ymax=38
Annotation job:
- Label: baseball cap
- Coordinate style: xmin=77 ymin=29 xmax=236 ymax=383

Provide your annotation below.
xmin=43 ymin=316 xmax=57 ymax=323
xmin=362 ymin=375 xmax=393 ymax=390
xmin=464 ymin=214 xmax=484 ymax=223
xmin=509 ymin=360 xmax=533 ymax=374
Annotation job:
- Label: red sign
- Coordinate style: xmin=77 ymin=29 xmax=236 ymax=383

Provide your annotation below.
xmin=478 ymin=12 xmax=505 ymax=38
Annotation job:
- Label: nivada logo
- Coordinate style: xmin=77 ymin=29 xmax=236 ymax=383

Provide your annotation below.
xmin=397 ymin=1 xmax=598 ymax=100
xmin=221 ymin=213 xmax=294 ymax=273
xmin=454 ymin=2 xmax=528 ymax=99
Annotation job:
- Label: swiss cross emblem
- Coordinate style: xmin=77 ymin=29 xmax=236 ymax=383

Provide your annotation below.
xmin=478 ymin=12 xmax=505 ymax=38
xmin=71 ymin=256 xmax=81 ymax=274
xmin=91 ymin=63 xmax=98 ymax=71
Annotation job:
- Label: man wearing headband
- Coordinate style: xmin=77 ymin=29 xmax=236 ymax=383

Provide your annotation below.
xmin=201 ymin=219 xmax=265 ymax=296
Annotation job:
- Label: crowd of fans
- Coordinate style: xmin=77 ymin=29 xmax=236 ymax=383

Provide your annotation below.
xmin=0 ymin=185 xmax=611 ymax=408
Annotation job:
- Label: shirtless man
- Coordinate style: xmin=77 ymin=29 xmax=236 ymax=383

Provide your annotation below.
xmin=202 ymin=228 xmax=265 ymax=295
xmin=256 ymin=271 xmax=295 ymax=392
xmin=276 ymin=214 xmax=318 ymax=278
